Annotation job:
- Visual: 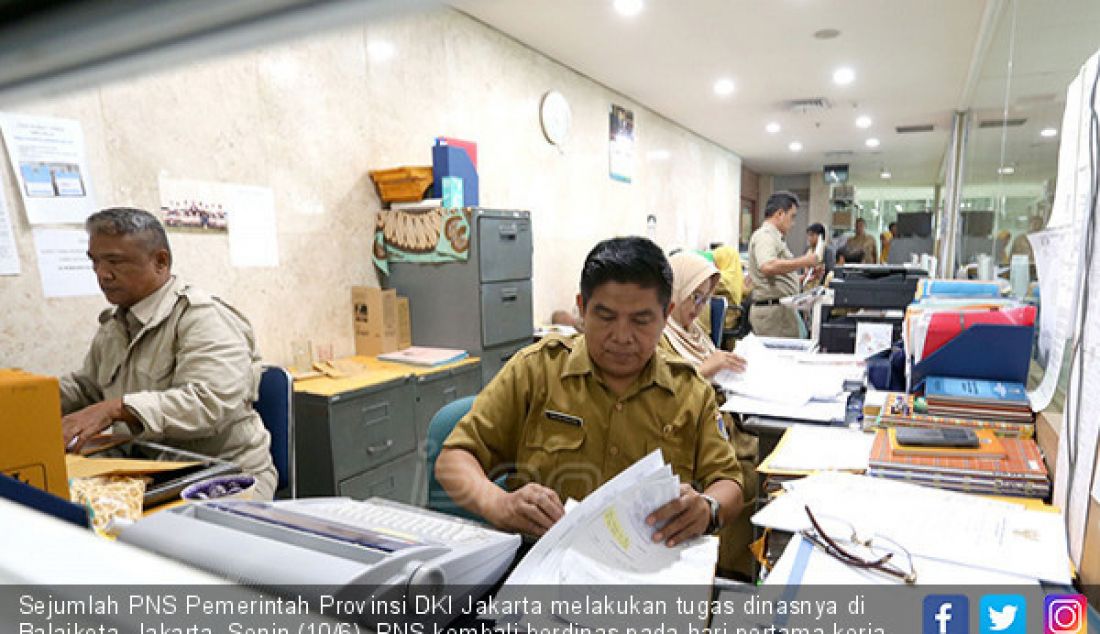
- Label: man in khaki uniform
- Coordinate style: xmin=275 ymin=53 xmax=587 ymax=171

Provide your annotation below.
xmin=439 ymin=237 xmax=744 ymax=559
xmin=846 ymin=218 xmax=878 ymax=264
xmin=59 ymin=207 xmax=277 ymax=499
xmin=747 ymin=191 xmax=818 ymax=337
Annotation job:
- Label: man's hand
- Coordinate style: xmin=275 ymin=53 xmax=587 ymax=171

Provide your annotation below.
xmin=485 ymin=483 xmax=565 ymax=537
xmin=646 ymin=483 xmax=710 ymax=547
xmin=699 ymin=351 xmax=748 ymax=379
xmin=62 ymin=399 xmax=138 ymax=453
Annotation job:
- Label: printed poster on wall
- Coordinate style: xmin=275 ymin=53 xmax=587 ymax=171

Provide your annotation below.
xmin=609 ymin=104 xmax=634 ymax=183
xmin=0 ymin=113 xmax=97 ymax=225
xmin=0 ymin=186 xmax=20 ymax=276
xmin=32 ymin=228 xmax=98 ymax=298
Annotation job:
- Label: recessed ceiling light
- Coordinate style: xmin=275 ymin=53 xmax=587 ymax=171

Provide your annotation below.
xmin=998 ymin=166 xmax=1015 ymax=175
xmin=856 ymin=115 xmax=873 ymax=129
xmin=865 ymin=137 xmax=880 ymax=148
xmin=789 ymin=141 xmax=803 ymax=152
xmin=646 ymin=149 xmax=670 ymax=161
xmin=814 ymin=28 xmax=841 ymax=40
xmin=366 ymin=40 xmax=396 ymax=62
xmin=1040 ymin=127 xmax=1058 ymax=138
xmin=833 ymin=67 xmax=855 ymax=85
xmin=880 ymin=169 xmax=892 ymax=180
xmin=894 ymin=204 xmax=903 ymax=212
xmin=713 ymin=78 xmax=735 ymax=96
xmin=766 ymin=122 xmax=781 ymax=134
xmin=613 ymin=0 xmax=644 ymax=17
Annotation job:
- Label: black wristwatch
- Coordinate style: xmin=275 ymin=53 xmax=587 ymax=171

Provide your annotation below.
xmin=700 ymin=494 xmax=722 ymax=535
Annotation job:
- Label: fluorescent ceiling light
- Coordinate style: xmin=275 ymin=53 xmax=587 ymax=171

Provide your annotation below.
xmin=865 ymin=138 xmax=880 ymax=148
xmin=998 ymin=166 xmax=1015 ymax=175
xmin=856 ymin=115 xmax=872 ymax=129
xmin=894 ymin=204 xmax=903 ymax=212
xmin=1040 ymin=127 xmax=1058 ymax=138
xmin=833 ymin=67 xmax=855 ymax=85
xmin=613 ymin=0 xmax=644 ymax=17
xmin=646 ymin=149 xmax=670 ymax=161
xmin=788 ymin=141 xmax=803 ymax=152
xmin=766 ymin=122 xmax=781 ymax=134
xmin=366 ymin=40 xmax=395 ymax=62
xmin=713 ymin=78 xmax=735 ymax=96
xmin=880 ymin=169 xmax=892 ymax=180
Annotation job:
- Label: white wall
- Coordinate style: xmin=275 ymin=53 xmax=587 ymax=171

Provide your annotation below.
xmin=0 ymin=8 xmax=741 ymax=375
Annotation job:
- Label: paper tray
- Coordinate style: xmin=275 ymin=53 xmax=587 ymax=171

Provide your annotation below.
xmin=85 ymin=439 xmax=239 ymax=507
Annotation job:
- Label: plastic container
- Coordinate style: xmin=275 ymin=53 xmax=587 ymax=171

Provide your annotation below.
xmin=180 ymin=474 xmax=256 ymax=501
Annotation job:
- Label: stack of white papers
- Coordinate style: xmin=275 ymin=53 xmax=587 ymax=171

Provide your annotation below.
xmin=762 ymin=425 xmax=875 ymax=473
xmin=491 ymin=451 xmax=717 ymax=628
xmin=752 ymin=472 xmax=1071 ymax=584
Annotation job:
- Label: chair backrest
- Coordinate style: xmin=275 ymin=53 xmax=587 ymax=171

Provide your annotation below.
xmin=254 ymin=365 xmax=294 ymax=496
xmin=709 ymin=296 xmax=728 ymax=347
xmin=425 ymin=396 xmax=482 ymax=520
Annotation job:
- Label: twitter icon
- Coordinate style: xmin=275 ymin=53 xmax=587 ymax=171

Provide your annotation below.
xmin=981 ymin=595 xmax=1027 ymax=634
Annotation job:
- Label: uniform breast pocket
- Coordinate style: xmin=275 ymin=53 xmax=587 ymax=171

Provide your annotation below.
xmin=135 ymin=356 xmax=175 ymax=387
xmin=521 ymin=417 xmax=593 ymax=493
xmin=648 ymin=420 xmax=697 ymax=485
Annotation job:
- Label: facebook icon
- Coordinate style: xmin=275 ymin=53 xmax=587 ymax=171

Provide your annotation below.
xmin=924 ymin=595 xmax=970 ymax=634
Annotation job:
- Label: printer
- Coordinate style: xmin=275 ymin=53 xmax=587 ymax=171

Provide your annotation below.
xmin=120 ymin=497 xmax=521 ymax=625
xmin=818 ymin=264 xmax=927 ymax=353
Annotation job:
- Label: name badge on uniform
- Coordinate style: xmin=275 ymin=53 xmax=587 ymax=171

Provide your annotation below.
xmin=716 ymin=412 xmax=730 ymax=440
xmin=545 ymin=409 xmax=584 ymax=427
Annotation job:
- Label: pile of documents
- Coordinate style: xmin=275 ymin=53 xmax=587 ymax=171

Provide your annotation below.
xmin=717 ymin=335 xmax=864 ymax=423
xmin=757 ymin=424 xmax=876 ymax=494
xmin=924 ymin=376 xmax=1033 ymax=422
xmin=903 ymin=296 xmax=1035 ymax=363
xmin=866 ymin=428 xmax=1050 ymax=498
xmin=753 ymin=472 xmax=1070 ymax=585
xmin=872 ymin=392 xmax=1034 ymax=438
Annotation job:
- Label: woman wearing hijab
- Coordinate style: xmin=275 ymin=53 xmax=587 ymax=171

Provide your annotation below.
xmin=661 ymin=251 xmax=760 ymax=579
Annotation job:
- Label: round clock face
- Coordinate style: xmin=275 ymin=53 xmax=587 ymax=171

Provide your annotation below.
xmin=540 ymin=90 xmax=572 ymax=146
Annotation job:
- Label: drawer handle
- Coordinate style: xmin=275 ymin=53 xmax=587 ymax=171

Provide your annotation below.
xmin=498 ymin=224 xmax=518 ymax=240
xmin=365 ymin=439 xmax=395 ymax=455
xmin=500 ymin=288 xmax=518 ymax=302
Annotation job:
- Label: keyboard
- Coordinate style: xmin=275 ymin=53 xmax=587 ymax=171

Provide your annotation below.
xmin=284 ymin=498 xmax=504 ymax=546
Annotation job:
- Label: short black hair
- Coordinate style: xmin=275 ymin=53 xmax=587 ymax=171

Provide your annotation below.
xmin=855 ymin=217 xmax=866 ymax=226
xmin=580 ymin=237 xmax=672 ymax=311
xmin=86 ymin=207 xmax=173 ymax=264
xmin=889 ymin=222 xmax=898 ymax=231
xmin=807 ymin=223 xmax=826 ymax=237
xmin=763 ymin=191 xmax=800 ymax=218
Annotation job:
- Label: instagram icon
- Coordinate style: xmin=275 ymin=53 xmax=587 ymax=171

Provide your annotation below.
xmin=1045 ymin=595 xmax=1088 ymax=634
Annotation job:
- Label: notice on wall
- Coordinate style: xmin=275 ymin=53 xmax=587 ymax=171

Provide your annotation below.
xmin=32 ymin=228 xmax=98 ymax=297
xmin=158 ymin=175 xmax=279 ymax=267
xmin=609 ymin=104 xmax=634 ymax=183
xmin=0 ymin=113 xmax=97 ymax=225
xmin=0 ymin=187 xmax=20 ymax=275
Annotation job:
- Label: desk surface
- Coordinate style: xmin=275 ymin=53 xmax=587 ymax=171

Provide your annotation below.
xmin=294 ymin=355 xmax=480 ymax=396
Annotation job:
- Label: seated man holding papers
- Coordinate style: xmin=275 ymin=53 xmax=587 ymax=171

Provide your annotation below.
xmin=437 ymin=236 xmax=744 ymax=572
xmin=58 ymin=207 xmax=276 ymax=499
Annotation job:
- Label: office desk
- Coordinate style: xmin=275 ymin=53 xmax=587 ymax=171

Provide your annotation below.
xmin=294 ymin=356 xmax=481 ymax=504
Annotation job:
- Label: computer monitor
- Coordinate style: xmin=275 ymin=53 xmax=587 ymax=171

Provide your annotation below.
xmin=823 ymin=164 xmax=849 ymax=184
xmin=895 ymin=212 xmax=933 ymax=238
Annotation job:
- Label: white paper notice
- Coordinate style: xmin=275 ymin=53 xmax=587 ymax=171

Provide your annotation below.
xmin=227 ymin=185 xmax=278 ymax=268
xmin=32 ymin=228 xmax=98 ymax=297
xmin=0 ymin=188 xmax=19 ymax=275
xmin=1028 ymin=227 xmax=1075 ymax=410
xmin=0 ymin=113 xmax=96 ymax=224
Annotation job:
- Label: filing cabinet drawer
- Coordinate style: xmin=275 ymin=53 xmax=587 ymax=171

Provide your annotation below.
xmin=480 ymin=340 xmax=530 ymax=387
xmin=337 ymin=451 xmax=422 ymax=504
xmin=414 ymin=363 xmax=482 ymax=453
xmin=328 ymin=381 xmax=416 ymax=481
xmin=480 ymin=280 xmax=533 ymax=347
xmin=478 ymin=216 xmax=531 ymax=282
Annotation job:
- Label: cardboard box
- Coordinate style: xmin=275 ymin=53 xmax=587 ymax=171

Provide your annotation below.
xmin=352 ymin=286 xmax=400 ymax=355
xmin=0 ymin=369 xmax=69 ymax=499
xmin=397 ymin=296 xmax=412 ymax=350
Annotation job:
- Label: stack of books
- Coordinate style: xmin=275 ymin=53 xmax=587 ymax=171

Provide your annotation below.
xmin=872 ymin=392 xmax=1034 ymax=438
xmin=867 ymin=428 xmax=1050 ymax=498
xmin=924 ymin=376 xmax=1033 ymax=423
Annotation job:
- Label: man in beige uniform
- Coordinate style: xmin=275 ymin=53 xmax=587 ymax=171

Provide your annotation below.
xmin=747 ymin=191 xmax=819 ymax=338
xmin=846 ymin=218 xmax=878 ymax=264
xmin=59 ymin=207 xmax=277 ymax=499
xmin=438 ymin=237 xmax=745 ymax=567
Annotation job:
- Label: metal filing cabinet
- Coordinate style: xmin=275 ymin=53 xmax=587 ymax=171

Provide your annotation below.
xmin=293 ymin=358 xmax=482 ymax=505
xmin=386 ymin=208 xmax=533 ymax=387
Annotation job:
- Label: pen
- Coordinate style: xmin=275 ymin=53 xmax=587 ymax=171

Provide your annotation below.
xmin=65 ymin=435 xmax=79 ymax=452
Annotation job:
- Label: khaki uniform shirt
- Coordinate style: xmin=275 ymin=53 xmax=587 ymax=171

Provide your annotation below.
xmin=747 ymin=223 xmax=802 ymax=338
xmin=59 ymin=276 xmax=277 ymax=499
xmin=444 ymin=334 xmax=743 ymax=504
xmin=846 ymin=233 xmax=878 ymax=264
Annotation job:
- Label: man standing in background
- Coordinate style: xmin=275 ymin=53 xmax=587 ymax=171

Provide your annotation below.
xmin=846 ymin=218 xmax=878 ymax=264
xmin=746 ymin=191 xmax=819 ymax=337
